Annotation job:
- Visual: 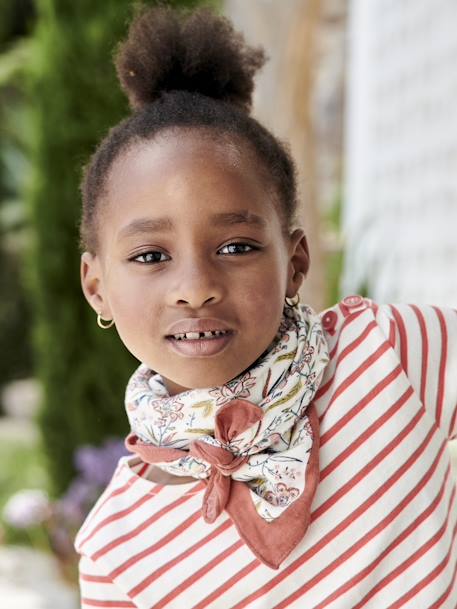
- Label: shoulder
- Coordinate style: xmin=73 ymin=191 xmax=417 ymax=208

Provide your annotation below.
xmin=74 ymin=455 xmax=158 ymax=558
xmin=321 ymin=297 xmax=457 ymax=359
xmin=74 ymin=455 xmax=203 ymax=564
xmin=320 ymin=294 xmax=384 ymax=335
xmin=319 ymin=295 xmax=401 ymax=359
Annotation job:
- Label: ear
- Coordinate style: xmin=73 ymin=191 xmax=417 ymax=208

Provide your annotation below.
xmin=286 ymin=228 xmax=310 ymax=298
xmin=80 ymin=252 xmax=112 ymax=318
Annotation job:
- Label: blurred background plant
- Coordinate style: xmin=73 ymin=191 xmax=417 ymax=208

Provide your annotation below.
xmin=0 ymin=0 xmax=35 ymax=406
xmin=2 ymin=437 xmax=128 ymax=584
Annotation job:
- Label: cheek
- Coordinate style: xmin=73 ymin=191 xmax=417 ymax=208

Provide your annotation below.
xmin=107 ymin=273 xmax=160 ymax=334
xmin=240 ymin=283 xmax=281 ymax=314
xmin=236 ymin=264 xmax=286 ymax=327
xmin=239 ymin=255 xmax=287 ymax=304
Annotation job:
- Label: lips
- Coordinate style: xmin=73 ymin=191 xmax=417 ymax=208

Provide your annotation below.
xmin=164 ymin=318 xmax=235 ymax=357
xmin=166 ymin=332 xmax=234 ymax=357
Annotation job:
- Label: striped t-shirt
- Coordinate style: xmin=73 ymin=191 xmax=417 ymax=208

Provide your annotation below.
xmin=75 ymin=297 xmax=457 ymax=608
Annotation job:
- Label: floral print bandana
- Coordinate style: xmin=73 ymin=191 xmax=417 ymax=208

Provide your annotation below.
xmin=124 ymin=302 xmax=329 ymax=568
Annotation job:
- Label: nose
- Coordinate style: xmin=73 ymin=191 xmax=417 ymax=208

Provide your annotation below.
xmin=166 ymin=255 xmax=224 ymax=309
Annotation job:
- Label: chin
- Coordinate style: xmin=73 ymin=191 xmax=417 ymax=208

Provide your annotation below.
xmin=186 ymin=375 xmax=233 ymax=390
xmin=181 ymin=368 xmax=241 ymax=390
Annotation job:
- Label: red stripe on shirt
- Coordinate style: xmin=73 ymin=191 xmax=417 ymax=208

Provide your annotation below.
xmin=77 ymin=464 xmax=148 ymax=541
xmin=314 ymin=406 xmax=424 ymax=520
xmin=411 ymin=304 xmax=429 ymax=406
xmin=192 ymin=559 xmax=259 ymax=609
xmin=427 ymin=548 xmax=457 ymax=609
xmin=321 ymin=382 xmax=412 ymax=480
xmin=316 ymin=312 xmax=371 ymax=401
xmin=127 ymin=518 xmax=234 ymax=597
xmin=312 ymin=455 xmax=450 ymax=609
xmin=388 ymin=319 xmax=396 ymax=348
xmin=432 ymin=306 xmax=448 ymax=431
xmin=110 ymin=509 xmax=201 ymax=580
xmin=320 ymin=364 xmax=404 ymax=446
xmin=92 ymin=486 xmax=202 ymax=561
xmin=319 ymin=340 xmax=391 ymax=433
xmin=79 ymin=490 xmax=162 ymax=550
xmin=383 ymin=495 xmax=457 ymax=609
xmin=390 ymin=305 xmax=408 ymax=373
xmin=152 ymin=540 xmax=244 ymax=609
xmin=449 ymin=407 xmax=457 ymax=442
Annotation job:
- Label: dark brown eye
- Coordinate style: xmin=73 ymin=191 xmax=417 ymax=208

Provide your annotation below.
xmin=218 ymin=243 xmax=255 ymax=255
xmin=131 ymin=251 xmax=170 ymax=263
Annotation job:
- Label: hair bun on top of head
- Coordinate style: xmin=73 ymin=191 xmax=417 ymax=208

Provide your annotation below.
xmin=114 ymin=3 xmax=267 ymax=114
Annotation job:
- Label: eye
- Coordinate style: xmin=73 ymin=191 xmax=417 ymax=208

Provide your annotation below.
xmin=218 ymin=242 xmax=257 ymax=255
xmin=130 ymin=250 xmax=170 ymax=264
xmin=129 ymin=242 xmax=259 ymax=264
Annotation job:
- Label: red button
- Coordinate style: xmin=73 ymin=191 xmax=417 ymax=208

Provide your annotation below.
xmin=322 ymin=310 xmax=337 ymax=331
xmin=342 ymin=294 xmax=364 ymax=308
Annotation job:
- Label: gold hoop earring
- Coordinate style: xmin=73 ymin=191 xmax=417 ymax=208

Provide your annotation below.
xmin=285 ymin=293 xmax=300 ymax=307
xmin=97 ymin=313 xmax=114 ymax=329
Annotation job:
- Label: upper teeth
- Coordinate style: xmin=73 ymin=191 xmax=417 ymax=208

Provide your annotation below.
xmin=171 ymin=330 xmax=229 ymax=340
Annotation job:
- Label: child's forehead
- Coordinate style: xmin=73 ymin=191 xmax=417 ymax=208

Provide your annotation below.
xmin=105 ymin=131 xmax=268 ymax=205
xmin=97 ymin=128 xmax=283 ymax=249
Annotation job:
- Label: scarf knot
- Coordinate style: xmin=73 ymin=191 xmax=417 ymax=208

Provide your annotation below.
xmin=190 ymin=398 xmax=263 ymax=522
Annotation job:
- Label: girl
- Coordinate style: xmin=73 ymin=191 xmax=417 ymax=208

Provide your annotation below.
xmin=75 ymin=4 xmax=457 ymax=608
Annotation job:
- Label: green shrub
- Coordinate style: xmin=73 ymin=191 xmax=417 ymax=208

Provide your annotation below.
xmin=0 ymin=1 xmax=36 ymax=398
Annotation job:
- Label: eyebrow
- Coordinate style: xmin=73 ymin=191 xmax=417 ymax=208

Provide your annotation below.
xmin=118 ymin=211 xmax=267 ymax=240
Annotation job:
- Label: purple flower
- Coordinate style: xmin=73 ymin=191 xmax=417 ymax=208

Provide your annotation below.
xmin=55 ymin=438 xmax=129 ymax=526
xmin=49 ymin=523 xmax=74 ymax=557
xmin=2 ymin=489 xmax=51 ymax=528
xmin=74 ymin=437 xmax=128 ymax=486
xmin=57 ymin=479 xmax=99 ymax=523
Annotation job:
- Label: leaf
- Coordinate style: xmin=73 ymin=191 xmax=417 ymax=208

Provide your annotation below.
xmin=184 ymin=428 xmax=214 ymax=435
xmin=274 ymin=351 xmax=295 ymax=363
xmin=266 ymin=380 xmax=303 ymax=411
xmin=191 ymin=400 xmax=214 ymax=417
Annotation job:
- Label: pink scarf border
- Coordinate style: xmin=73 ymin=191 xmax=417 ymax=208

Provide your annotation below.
xmin=125 ymin=399 xmax=320 ymax=570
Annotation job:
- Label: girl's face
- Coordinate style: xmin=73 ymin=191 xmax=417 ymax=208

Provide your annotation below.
xmin=81 ymin=130 xmax=309 ymax=395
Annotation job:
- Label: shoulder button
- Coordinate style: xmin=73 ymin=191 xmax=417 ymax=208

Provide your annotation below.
xmin=322 ymin=310 xmax=338 ymax=332
xmin=342 ymin=294 xmax=364 ymax=308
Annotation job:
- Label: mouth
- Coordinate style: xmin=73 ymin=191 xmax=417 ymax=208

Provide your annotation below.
xmin=165 ymin=329 xmax=235 ymax=357
xmin=166 ymin=329 xmax=232 ymax=341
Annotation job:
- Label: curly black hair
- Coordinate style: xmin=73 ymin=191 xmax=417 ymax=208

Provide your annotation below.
xmin=79 ymin=2 xmax=300 ymax=254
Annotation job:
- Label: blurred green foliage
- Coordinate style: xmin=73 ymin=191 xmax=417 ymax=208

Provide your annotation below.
xmin=0 ymin=247 xmax=33 ymax=383
xmin=0 ymin=1 xmax=36 ymax=396
xmin=0 ymin=432 xmax=49 ymax=518
xmin=20 ymin=0 xmax=219 ymax=496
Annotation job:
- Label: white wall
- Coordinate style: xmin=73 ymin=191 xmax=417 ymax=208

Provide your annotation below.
xmin=343 ymin=0 xmax=457 ymax=306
